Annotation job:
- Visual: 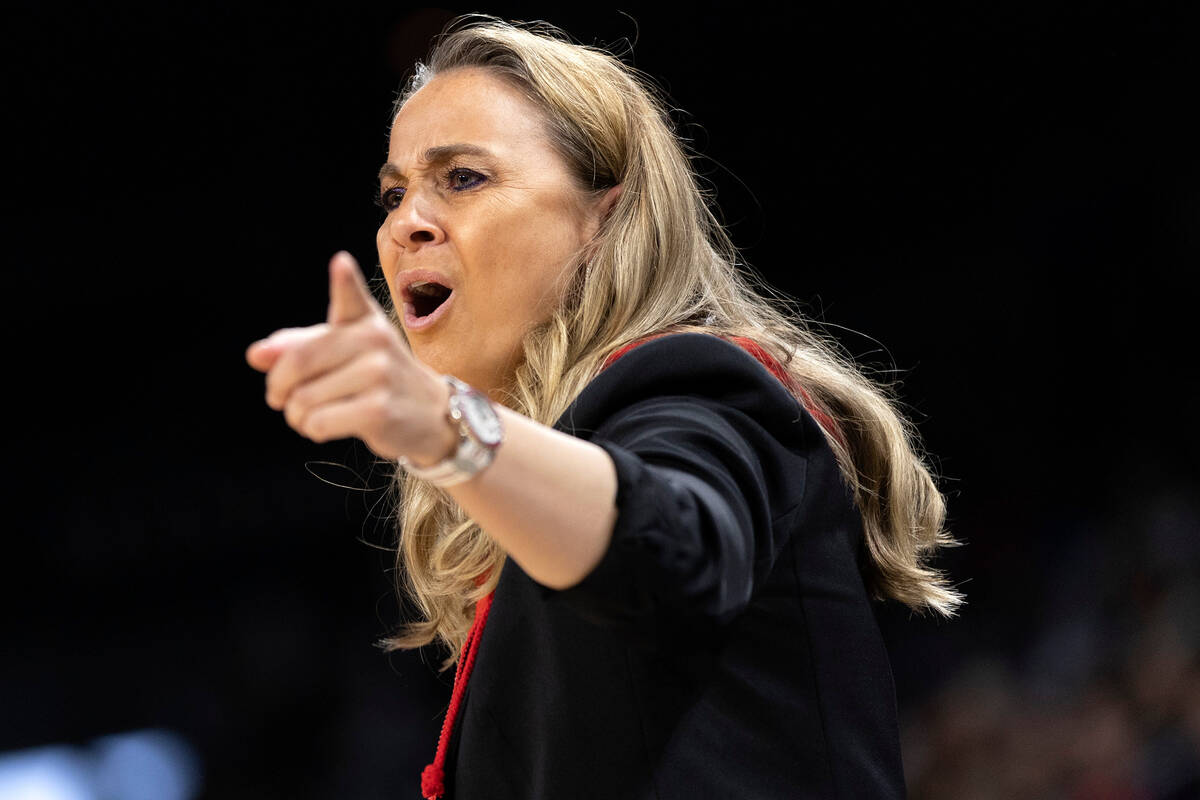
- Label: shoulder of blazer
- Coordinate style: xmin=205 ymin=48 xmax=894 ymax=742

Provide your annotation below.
xmin=555 ymin=332 xmax=809 ymax=443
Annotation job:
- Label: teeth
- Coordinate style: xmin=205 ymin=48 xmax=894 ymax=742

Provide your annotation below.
xmin=409 ymin=280 xmax=447 ymax=294
xmin=410 ymin=280 xmax=452 ymax=299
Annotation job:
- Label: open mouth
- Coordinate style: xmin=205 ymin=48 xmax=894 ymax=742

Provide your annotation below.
xmin=408 ymin=281 xmax=453 ymax=318
xmin=402 ymin=278 xmax=456 ymax=331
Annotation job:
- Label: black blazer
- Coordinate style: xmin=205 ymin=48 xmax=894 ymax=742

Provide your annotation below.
xmin=441 ymin=333 xmax=905 ymax=799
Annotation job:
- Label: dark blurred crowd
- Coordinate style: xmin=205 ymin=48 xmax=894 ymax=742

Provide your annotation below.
xmin=903 ymin=485 xmax=1200 ymax=799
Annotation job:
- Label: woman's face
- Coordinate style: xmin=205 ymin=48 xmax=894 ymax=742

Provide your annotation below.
xmin=376 ymin=67 xmax=604 ymax=399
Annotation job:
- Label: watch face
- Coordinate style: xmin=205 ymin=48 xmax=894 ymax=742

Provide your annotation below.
xmin=460 ymin=391 xmax=504 ymax=446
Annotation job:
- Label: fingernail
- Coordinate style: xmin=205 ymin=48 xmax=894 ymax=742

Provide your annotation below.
xmin=333 ymin=251 xmax=356 ymax=272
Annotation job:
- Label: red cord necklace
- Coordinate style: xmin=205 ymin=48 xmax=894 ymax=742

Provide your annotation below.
xmin=418 ymin=333 xmax=837 ymax=799
xmin=420 ymin=589 xmax=494 ymax=800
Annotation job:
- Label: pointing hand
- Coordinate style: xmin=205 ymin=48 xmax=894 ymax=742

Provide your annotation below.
xmin=245 ymin=252 xmax=456 ymax=465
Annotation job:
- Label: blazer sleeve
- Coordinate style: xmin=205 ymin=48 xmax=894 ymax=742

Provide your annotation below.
xmin=539 ymin=333 xmax=812 ymax=635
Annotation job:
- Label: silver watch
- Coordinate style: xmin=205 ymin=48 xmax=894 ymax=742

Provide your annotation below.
xmin=398 ymin=375 xmax=504 ymax=486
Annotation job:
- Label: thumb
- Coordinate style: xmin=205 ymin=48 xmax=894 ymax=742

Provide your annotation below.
xmin=245 ymin=326 xmax=325 ymax=373
xmin=327 ymin=251 xmax=378 ymax=325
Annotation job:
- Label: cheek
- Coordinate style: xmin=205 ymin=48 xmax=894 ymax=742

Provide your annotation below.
xmin=457 ymin=190 xmax=587 ymax=331
xmin=375 ymin=225 xmax=400 ymax=302
xmin=475 ymin=243 xmax=573 ymax=327
xmin=375 ymin=216 xmax=388 ymax=247
xmin=375 ymin=222 xmax=392 ymax=262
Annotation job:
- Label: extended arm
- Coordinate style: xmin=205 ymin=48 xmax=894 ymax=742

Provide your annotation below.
xmin=247 ymin=253 xmax=620 ymax=591
xmin=437 ymin=398 xmax=620 ymax=590
xmin=248 ymin=256 xmax=787 ymax=615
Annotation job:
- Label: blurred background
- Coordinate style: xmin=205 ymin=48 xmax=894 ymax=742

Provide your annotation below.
xmin=6 ymin=2 xmax=1198 ymax=798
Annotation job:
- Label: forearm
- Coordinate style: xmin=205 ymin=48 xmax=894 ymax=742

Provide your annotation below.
xmin=442 ymin=404 xmax=619 ymax=590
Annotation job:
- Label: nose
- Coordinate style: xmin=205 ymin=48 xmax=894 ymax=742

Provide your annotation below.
xmin=385 ymin=192 xmax=446 ymax=251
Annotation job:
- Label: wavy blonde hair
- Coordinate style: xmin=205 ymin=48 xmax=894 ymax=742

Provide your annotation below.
xmin=377 ymin=17 xmax=962 ymax=669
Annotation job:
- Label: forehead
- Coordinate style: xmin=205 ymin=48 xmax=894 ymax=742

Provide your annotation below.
xmin=388 ymin=68 xmax=548 ymax=161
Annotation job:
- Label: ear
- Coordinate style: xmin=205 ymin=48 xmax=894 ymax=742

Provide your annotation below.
xmin=580 ymin=184 xmax=624 ymax=264
xmin=597 ymin=184 xmax=623 ymax=221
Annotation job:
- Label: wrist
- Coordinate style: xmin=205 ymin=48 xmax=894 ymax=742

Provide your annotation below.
xmin=405 ymin=375 xmax=459 ymax=468
xmin=398 ymin=375 xmax=505 ymax=485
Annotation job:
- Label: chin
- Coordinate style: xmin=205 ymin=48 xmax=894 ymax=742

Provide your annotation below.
xmin=407 ymin=341 xmax=464 ymax=382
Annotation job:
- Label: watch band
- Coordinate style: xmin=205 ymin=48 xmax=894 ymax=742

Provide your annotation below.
xmin=398 ymin=376 xmax=503 ymax=487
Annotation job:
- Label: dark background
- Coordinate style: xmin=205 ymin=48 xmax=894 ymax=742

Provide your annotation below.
xmin=7 ymin=2 xmax=1198 ymax=798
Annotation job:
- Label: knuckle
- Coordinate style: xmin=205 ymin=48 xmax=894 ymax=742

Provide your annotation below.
xmin=288 ymin=346 xmax=311 ymax=374
xmin=289 ymin=385 xmax=309 ymax=410
xmin=365 ymin=389 xmax=390 ymax=418
xmin=364 ymin=316 xmax=394 ymax=345
xmin=284 ymin=399 xmax=304 ymax=429
xmin=366 ymin=350 xmax=392 ymax=379
xmin=286 ymin=325 xmax=329 ymax=369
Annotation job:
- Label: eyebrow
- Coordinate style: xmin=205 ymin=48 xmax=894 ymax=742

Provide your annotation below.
xmin=377 ymin=143 xmax=496 ymax=183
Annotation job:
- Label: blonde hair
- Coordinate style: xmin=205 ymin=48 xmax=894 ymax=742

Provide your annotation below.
xmin=377 ymin=17 xmax=962 ymax=669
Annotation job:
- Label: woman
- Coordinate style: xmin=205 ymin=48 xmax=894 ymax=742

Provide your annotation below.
xmin=246 ymin=17 xmax=961 ymax=799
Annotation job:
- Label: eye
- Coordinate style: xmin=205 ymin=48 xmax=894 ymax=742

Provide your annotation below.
xmin=378 ymin=186 xmax=406 ymax=212
xmin=446 ymin=168 xmax=486 ymax=191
